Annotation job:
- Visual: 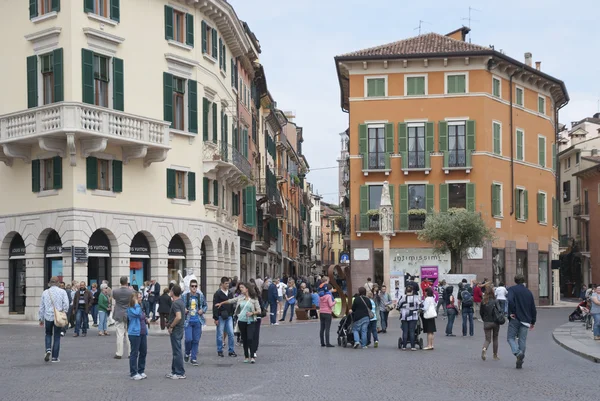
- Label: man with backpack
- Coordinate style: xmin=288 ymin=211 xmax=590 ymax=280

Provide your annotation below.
xmin=182 ymin=279 xmax=207 ymax=367
xmin=459 ymin=279 xmax=474 ymax=336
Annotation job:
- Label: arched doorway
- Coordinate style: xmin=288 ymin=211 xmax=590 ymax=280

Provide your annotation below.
xmin=44 ymin=230 xmax=63 ymax=286
xmin=9 ymin=234 xmax=26 ymax=314
xmin=168 ymin=234 xmax=186 ymax=284
xmin=87 ymin=230 xmax=111 ymax=286
xmin=200 ymin=241 xmax=207 ymax=296
xmin=200 ymin=236 xmax=213 ymax=296
xmin=130 ymin=232 xmax=150 ymax=291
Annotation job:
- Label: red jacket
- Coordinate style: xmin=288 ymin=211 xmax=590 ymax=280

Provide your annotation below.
xmin=473 ymin=285 xmax=483 ymax=303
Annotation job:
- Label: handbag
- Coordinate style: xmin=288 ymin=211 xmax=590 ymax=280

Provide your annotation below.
xmin=49 ymin=290 xmax=68 ymax=328
xmin=360 ymin=296 xmax=375 ymax=319
xmin=423 ymin=299 xmax=437 ymax=319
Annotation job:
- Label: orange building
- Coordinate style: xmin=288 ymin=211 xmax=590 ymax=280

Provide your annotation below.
xmin=335 ymin=27 xmax=568 ymax=304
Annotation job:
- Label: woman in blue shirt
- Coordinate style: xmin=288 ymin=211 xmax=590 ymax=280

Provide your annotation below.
xmin=127 ymin=292 xmax=148 ymax=380
xmin=280 ymin=279 xmax=297 ymax=322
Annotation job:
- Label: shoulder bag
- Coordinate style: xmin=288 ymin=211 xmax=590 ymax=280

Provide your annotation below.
xmin=423 ymin=298 xmax=437 ymax=319
xmin=49 ymin=290 xmax=68 ymax=328
xmin=360 ymin=296 xmax=375 ymax=319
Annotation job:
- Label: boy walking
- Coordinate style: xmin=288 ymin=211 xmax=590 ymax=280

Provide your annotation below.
xmin=182 ymin=279 xmax=207 ymax=366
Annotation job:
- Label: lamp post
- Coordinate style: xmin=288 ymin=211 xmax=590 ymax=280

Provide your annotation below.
xmin=379 ymin=181 xmax=394 ymax=287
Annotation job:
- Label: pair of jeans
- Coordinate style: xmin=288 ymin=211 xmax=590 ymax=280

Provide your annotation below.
xmin=184 ymin=320 xmax=202 ymax=361
xmin=498 ymin=300 xmax=507 ymax=315
xmin=380 ymin=310 xmax=389 ymax=331
xmin=129 ymin=335 xmax=147 ymax=377
xmin=75 ymin=308 xmax=88 ymax=334
xmin=352 ymin=316 xmax=370 ymax=347
xmin=44 ymin=320 xmax=61 ymax=359
xmin=507 ymin=318 xmax=529 ymax=359
xmin=98 ymin=311 xmax=108 ymax=332
xmin=269 ymin=302 xmax=277 ymax=324
xmin=366 ymin=320 xmax=379 ymax=344
xmin=142 ymin=300 xmax=150 ymax=317
xmin=170 ymin=330 xmax=185 ymax=375
xmin=446 ymin=308 xmax=457 ymax=335
xmin=593 ymin=314 xmax=600 ymax=337
xmin=462 ymin=309 xmax=474 ymax=336
xmin=254 ymin=319 xmax=262 ymax=352
xmin=436 ymin=300 xmax=447 ymax=317
xmin=319 ymin=313 xmax=332 ymax=346
xmin=483 ymin=322 xmax=499 ymax=354
xmin=238 ymin=321 xmax=257 ymax=358
xmin=149 ymin=301 xmax=157 ymax=320
xmin=401 ymin=320 xmax=417 ymax=348
xmin=282 ymin=301 xmax=295 ymax=321
xmin=115 ymin=320 xmax=129 ymax=357
xmin=217 ymin=316 xmax=235 ymax=353
xmin=90 ymin=304 xmax=98 ymax=325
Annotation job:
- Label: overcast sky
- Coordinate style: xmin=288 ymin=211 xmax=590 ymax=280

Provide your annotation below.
xmin=230 ymin=0 xmax=600 ymax=205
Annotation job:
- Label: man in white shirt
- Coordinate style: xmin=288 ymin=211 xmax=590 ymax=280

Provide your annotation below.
xmin=39 ymin=276 xmax=69 ymax=363
xmin=495 ymin=282 xmax=508 ymax=315
xmin=276 ymin=279 xmax=287 ymax=316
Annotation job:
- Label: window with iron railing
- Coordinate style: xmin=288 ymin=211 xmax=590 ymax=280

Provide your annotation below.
xmin=448 ymin=124 xmax=466 ymax=167
xmin=408 ymin=126 xmax=425 ymax=168
xmin=368 ymin=127 xmax=386 ymax=169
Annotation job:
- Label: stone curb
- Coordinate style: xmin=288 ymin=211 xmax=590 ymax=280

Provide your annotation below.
xmin=552 ymin=322 xmax=600 ymax=363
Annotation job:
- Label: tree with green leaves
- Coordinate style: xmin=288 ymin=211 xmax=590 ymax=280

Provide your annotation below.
xmin=418 ymin=208 xmax=496 ymax=274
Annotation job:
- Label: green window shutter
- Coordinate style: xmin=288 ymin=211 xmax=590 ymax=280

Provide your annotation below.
xmin=51 ymin=0 xmax=60 ymax=12
xmin=385 ymin=123 xmax=394 ymax=154
xmin=457 ymin=75 xmax=466 ymax=93
xmin=188 ymin=172 xmax=196 ymax=201
xmin=213 ymin=179 xmax=219 ymax=206
xmin=524 ymin=190 xmax=529 ymax=220
xmin=231 ymin=59 xmax=235 ymax=86
xmin=211 ymin=28 xmax=218 ymax=58
xmin=466 ymin=183 xmax=475 ymax=212
xmin=202 ymin=98 xmax=209 ymax=140
xmin=491 ymin=184 xmax=498 ymax=216
xmin=30 ymin=0 xmax=38 ymax=18
xmin=538 ymin=137 xmax=545 ymax=167
xmin=466 ymin=120 xmax=476 ymax=152
xmin=223 ymin=46 xmax=226 ymax=72
xmin=360 ymin=185 xmax=368 ymax=231
xmin=218 ymin=37 xmax=223 ymax=69
xmin=493 ymin=123 xmax=500 ymax=154
xmin=52 ymin=48 xmax=64 ymax=102
xmin=447 ymin=75 xmax=455 ymax=93
xmin=440 ymin=184 xmax=449 ymax=213
xmin=86 ymin=156 xmax=97 ymax=190
xmin=425 ymin=122 xmax=434 ymax=168
xmin=245 ymin=186 xmax=256 ymax=227
xmin=188 ymin=80 xmax=197 ymax=134
xmin=163 ymin=72 xmax=173 ymax=123
xmin=84 ymin=0 xmax=93 ymax=13
xmin=185 ymin=13 xmax=194 ymax=47
xmin=203 ymin=177 xmax=209 ymax=204
xmin=112 ymin=57 xmax=124 ymax=111
xmin=516 ymin=130 xmax=523 ymax=161
xmin=166 ymin=169 xmax=176 ymax=199
xmin=223 ymin=115 xmax=228 ymax=145
xmin=390 ymin=184 xmax=395 ymax=229
xmin=367 ymin=79 xmax=375 ymax=97
xmin=438 ymin=121 xmax=448 ymax=152
xmin=417 ymin=77 xmax=425 ymax=95
xmin=212 ymin=102 xmax=218 ymax=143
xmin=426 ymin=184 xmax=434 ymax=215
xmin=110 ymin=0 xmax=119 ymax=22
xmin=112 ymin=160 xmax=122 ymax=193
xmin=398 ymin=122 xmax=408 ymax=169
xmin=164 ymin=5 xmax=173 ymax=40
xmin=537 ymin=193 xmax=542 ymax=223
xmin=552 ymin=143 xmax=556 ymax=172
xmin=201 ymin=21 xmax=207 ymax=53
xmin=399 ymin=184 xmax=408 ymax=230
xmin=27 ymin=55 xmax=38 ymax=108
xmin=552 ymin=196 xmax=556 ymax=227
xmin=515 ymin=189 xmax=521 ymax=220
xmin=31 ymin=159 xmax=40 ymax=192
xmin=231 ymin=192 xmax=236 ymax=215
xmin=242 ymin=188 xmax=247 ymax=224
xmin=82 ymin=49 xmax=94 ymax=105
xmin=359 ymin=124 xmax=367 ymax=170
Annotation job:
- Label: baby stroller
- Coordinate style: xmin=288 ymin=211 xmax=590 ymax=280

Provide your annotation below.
xmin=397 ymin=317 xmax=424 ymax=350
xmin=569 ymin=300 xmax=592 ymax=329
xmin=337 ymin=314 xmax=355 ymax=348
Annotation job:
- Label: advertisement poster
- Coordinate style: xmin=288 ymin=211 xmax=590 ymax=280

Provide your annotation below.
xmin=390 ymin=271 xmax=405 ymax=302
xmin=420 ymin=266 xmax=439 ymax=301
xmin=130 ymin=261 xmax=144 ymax=291
xmin=390 ymin=248 xmax=450 ymax=279
xmin=51 ymin=259 xmax=64 ymax=282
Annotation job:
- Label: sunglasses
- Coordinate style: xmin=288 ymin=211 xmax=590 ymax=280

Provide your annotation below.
xmin=190 ymin=285 xmax=198 ymax=288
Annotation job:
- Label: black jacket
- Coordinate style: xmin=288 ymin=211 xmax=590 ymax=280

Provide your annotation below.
xmin=351 ymin=295 xmax=371 ymax=321
xmin=480 ymin=299 xmax=500 ymax=323
xmin=213 ymin=289 xmax=234 ymax=320
xmin=507 ymin=284 xmax=537 ymax=325
xmin=157 ymin=293 xmax=172 ymax=314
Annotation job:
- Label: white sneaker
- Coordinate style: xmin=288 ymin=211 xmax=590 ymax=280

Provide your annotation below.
xmin=140 ymin=373 xmax=147 ymax=379
xmin=44 ymin=350 xmax=51 ymax=362
xmin=51 ymin=358 xmax=60 ymax=363
xmin=131 ymin=374 xmax=143 ymax=380
xmin=173 ymin=374 xmax=186 ymax=380
xmin=253 ymin=352 xmax=257 ymax=358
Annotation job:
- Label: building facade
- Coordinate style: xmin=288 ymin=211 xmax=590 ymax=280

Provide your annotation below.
xmin=557 ymin=115 xmax=600 ymax=294
xmin=335 ymin=27 xmax=568 ymax=304
xmin=0 ymin=0 xmax=312 ymax=320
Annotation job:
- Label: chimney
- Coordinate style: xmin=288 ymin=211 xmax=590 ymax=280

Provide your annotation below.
xmin=535 ymin=61 xmax=541 ymax=71
xmin=524 ymin=52 xmax=532 ymax=67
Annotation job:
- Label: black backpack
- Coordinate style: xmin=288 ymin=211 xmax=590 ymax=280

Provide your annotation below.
xmin=492 ymin=301 xmax=505 ymax=325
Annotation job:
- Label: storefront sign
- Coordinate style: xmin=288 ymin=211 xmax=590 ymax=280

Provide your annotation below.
xmin=130 ymin=233 xmax=150 ymax=256
xmin=390 ymin=248 xmax=450 ymax=278
xmin=168 ymin=235 xmax=186 ymax=257
xmin=46 ymin=244 xmax=62 ymax=254
xmin=9 ymin=236 xmax=26 ymax=257
xmin=89 ymin=245 xmax=110 ymax=253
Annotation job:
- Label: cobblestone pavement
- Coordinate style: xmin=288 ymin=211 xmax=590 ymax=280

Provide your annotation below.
xmin=0 ymin=308 xmax=598 ymax=401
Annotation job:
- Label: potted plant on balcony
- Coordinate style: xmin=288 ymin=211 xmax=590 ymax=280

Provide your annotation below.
xmin=408 ymin=208 xmax=427 ymax=216
xmin=240 ymin=175 xmax=249 ymax=186
xmin=366 ymin=209 xmax=380 ymax=230
xmin=408 ymin=208 xmax=427 ymax=230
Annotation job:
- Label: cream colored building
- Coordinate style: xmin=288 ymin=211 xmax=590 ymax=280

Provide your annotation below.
xmin=0 ymin=0 xmax=260 ymax=319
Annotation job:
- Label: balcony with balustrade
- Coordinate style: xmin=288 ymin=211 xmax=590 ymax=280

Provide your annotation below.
xmin=573 ymin=202 xmax=589 ymax=221
xmin=443 ymin=149 xmax=472 ymax=174
xmin=203 ymin=140 xmax=253 ymax=190
xmin=0 ymin=102 xmax=170 ymax=167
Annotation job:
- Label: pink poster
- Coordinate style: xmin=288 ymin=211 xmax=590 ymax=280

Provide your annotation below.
xmin=420 ymin=266 xmax=439 ymax=301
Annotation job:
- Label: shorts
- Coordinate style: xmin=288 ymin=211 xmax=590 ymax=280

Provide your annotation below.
xmin=278 ymin=296 xmax=283 ymax=302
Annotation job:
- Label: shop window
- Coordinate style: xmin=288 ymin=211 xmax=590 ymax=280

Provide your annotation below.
xmin=538 ymin=253 xmax=549 ymax=297
xmin=516 ymin=250 xmax=528 ymax=283
xmin=492 ymin=248 xmax=505 ymax=286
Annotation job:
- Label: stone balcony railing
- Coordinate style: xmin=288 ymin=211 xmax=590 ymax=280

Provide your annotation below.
xmin=0 ymin=102 xmax=170 ymax=167
xmin=203 ymin=140 xmax=253 ymax=190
